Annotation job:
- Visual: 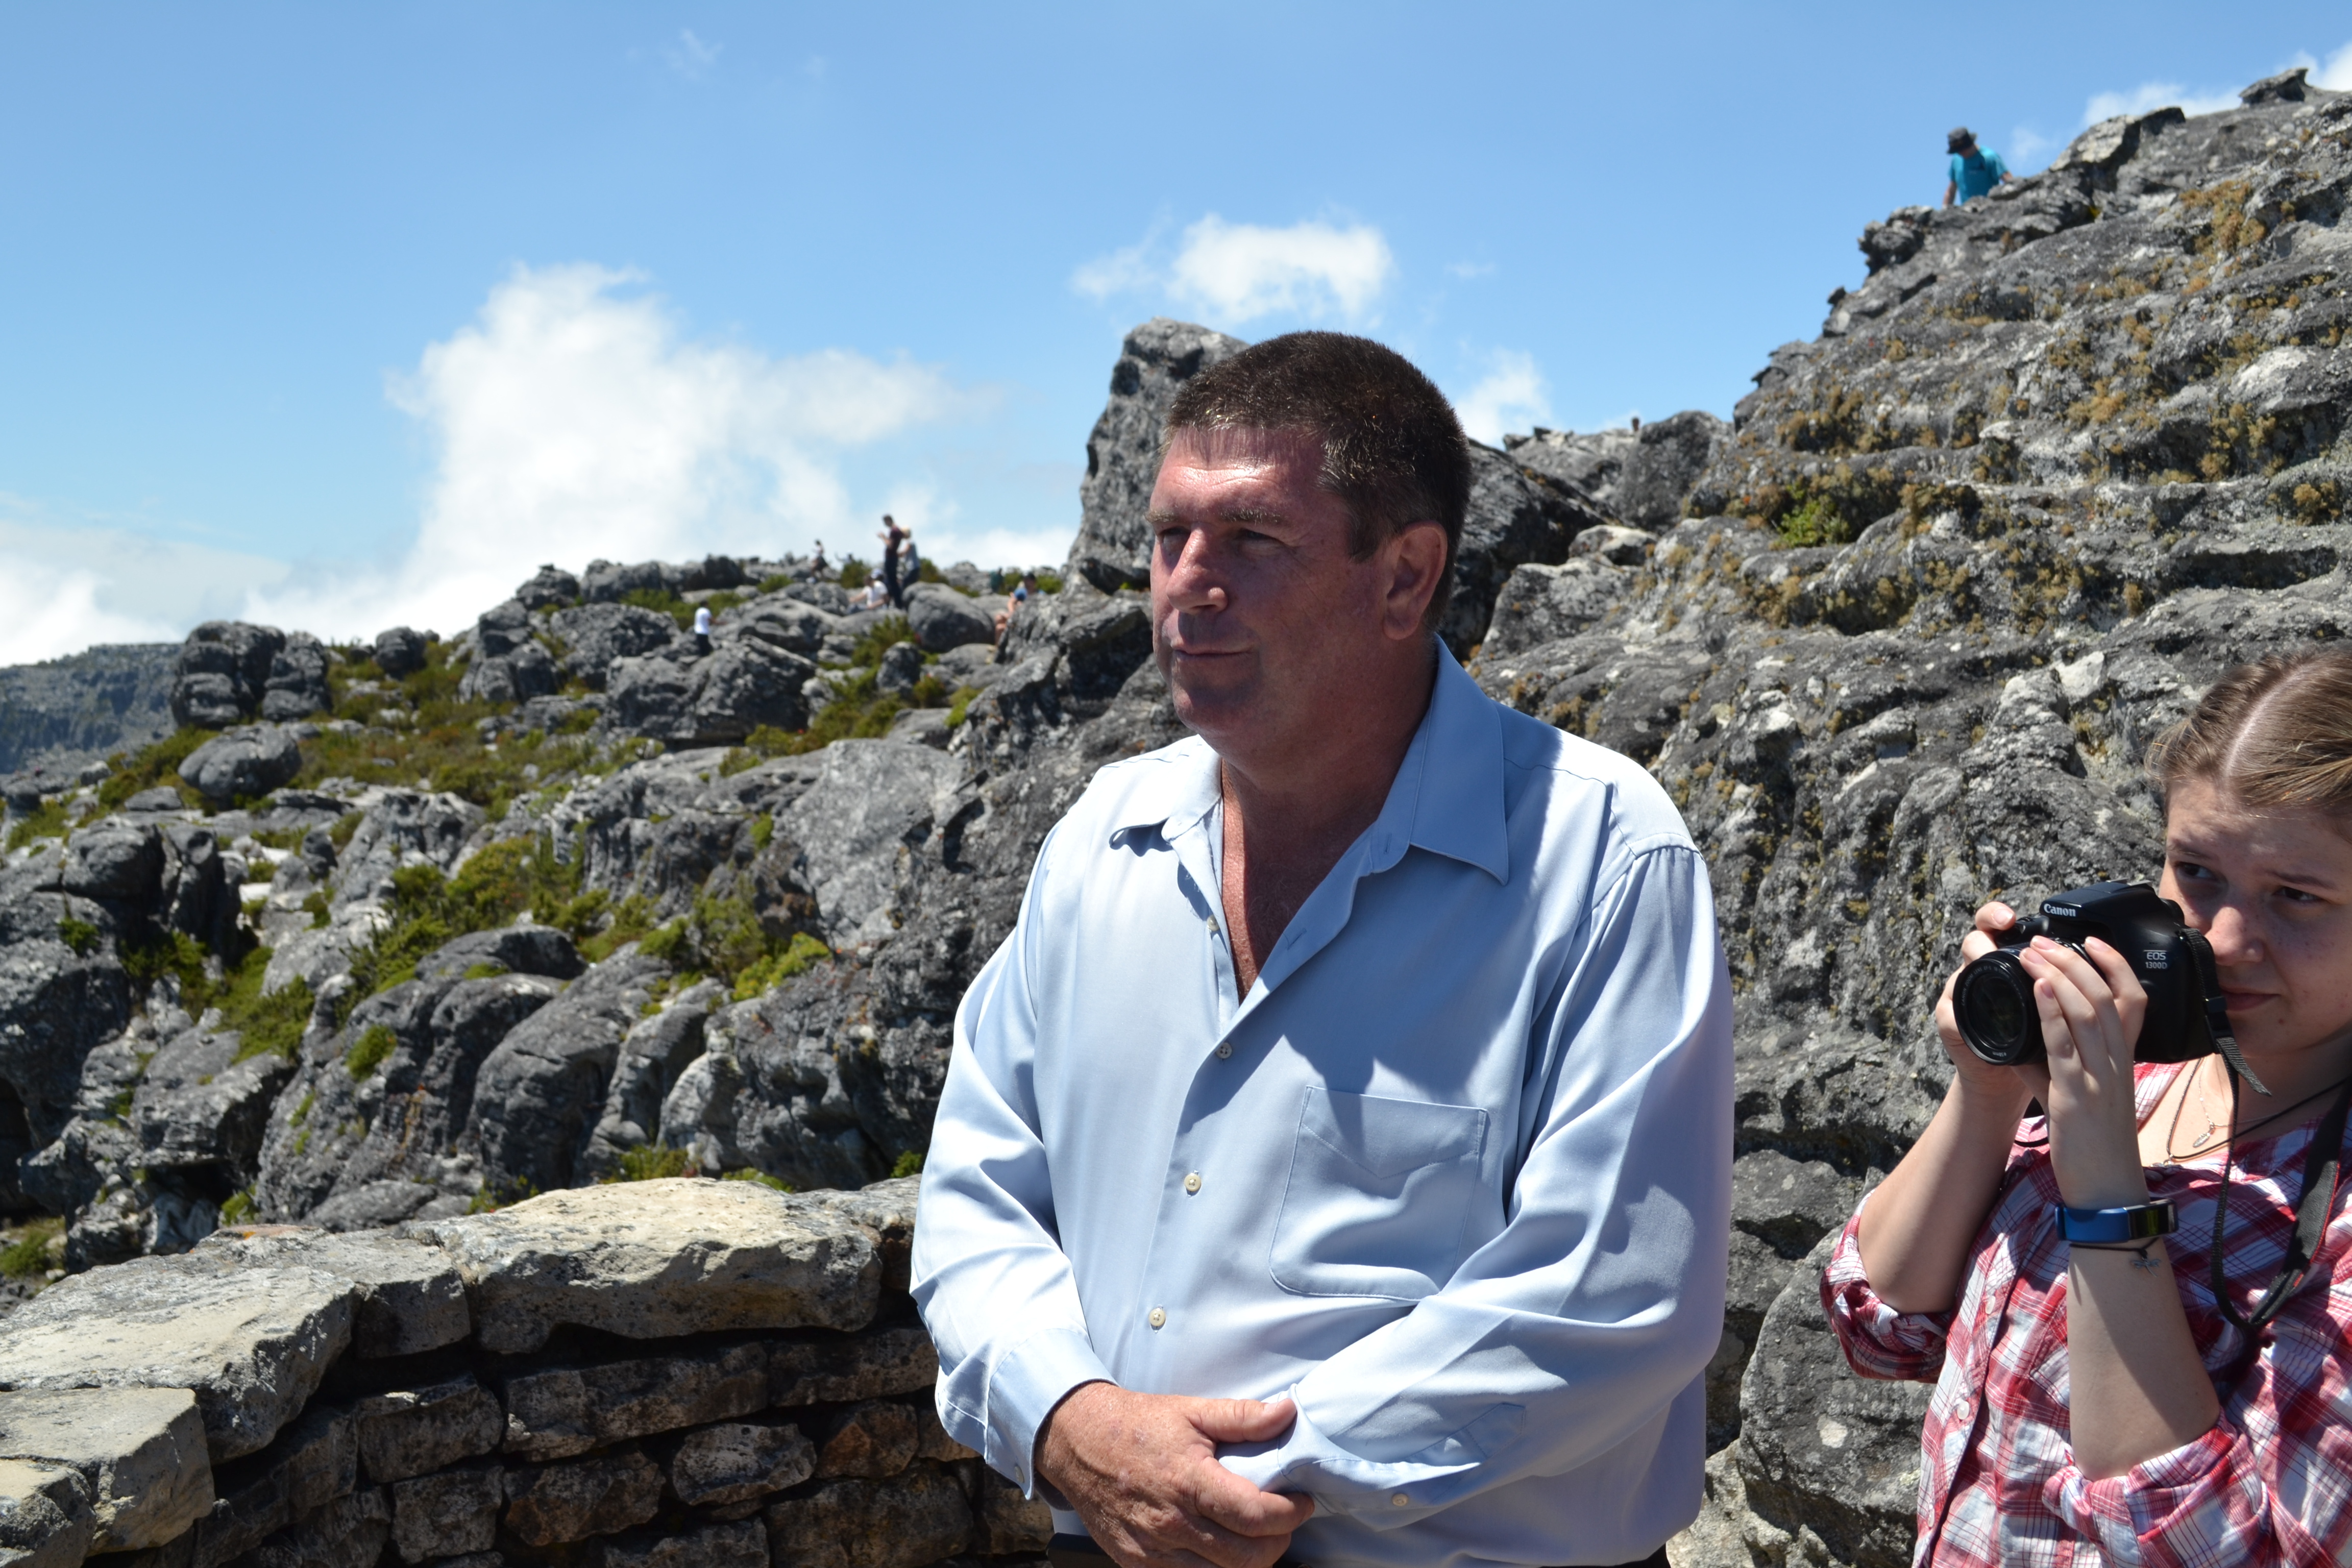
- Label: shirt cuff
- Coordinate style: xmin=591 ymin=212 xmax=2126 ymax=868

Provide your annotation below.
xmin=983 ymin=1325 xmax=1116 ymax=1496
xmin=1216 ymin=1387 xmax=1497 ymax=1530
xmin=2046 ymin=1420 xmax=2245 ymax=1557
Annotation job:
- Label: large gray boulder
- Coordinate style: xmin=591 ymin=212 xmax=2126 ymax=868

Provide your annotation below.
xmin=259 ymin=633 xmax=331 ymax=723
xmin=899 ymin=585 xmax=993 ymax=653
xmin=370 ymin=627 xmax=427 ymax=678
xmin=177 ymin=725 xmax=301 ymax=805
xmin=550 ymin=603 xmax=676 ymax=690
xmin=605 ymin=641 xmax=816 ymax=747
xmin=470 ymin=953 xmax=667 ymax=1197
xmin=1067 ymin=318 xmax=1247 ymax=593
xmin=0 ymin=1388 xmax=212 ymax=1551
xmin=169 ymin=622 xmax=285 ymax=729
xmin=772 ymin=740 xmax=966 ymax=945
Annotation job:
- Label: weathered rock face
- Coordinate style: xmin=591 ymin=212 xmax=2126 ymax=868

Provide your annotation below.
xmin=177 ymin=726 xmax=303 ymax=805
xmin=0 ymin=1179 xmax=1041 ymax=1568
xmin=1067 ymin=317 xmax=1249 ymax=592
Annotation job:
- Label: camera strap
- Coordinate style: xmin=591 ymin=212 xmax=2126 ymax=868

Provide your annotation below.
xmin=2207 ymin=1068 xmax=2352 ymax=1384
xmin=2185 ymin=928 xmax=2270 ymax=1095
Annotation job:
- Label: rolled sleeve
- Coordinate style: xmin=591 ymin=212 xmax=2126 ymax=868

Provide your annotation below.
xmin=1219 ymin=845 xmax=1734 ymax=1520
xmin=1821 ymin=1208 xmax=1952 ymax=1383
xmin=2044 ymin=1419 xmax=2333 ymax=1566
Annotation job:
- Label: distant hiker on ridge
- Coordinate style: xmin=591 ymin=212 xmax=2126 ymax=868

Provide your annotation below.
xmin=693 ymin=602 xmax=714 ymax=657
xmin=1944 ymin=126 xmax=2011 ymax=208
xmin=879 ymin=515 xmax=909 ymax=608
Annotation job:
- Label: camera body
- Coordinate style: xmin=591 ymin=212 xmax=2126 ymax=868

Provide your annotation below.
xmin=1952 ymin=879 xmax=2226 ymax=1067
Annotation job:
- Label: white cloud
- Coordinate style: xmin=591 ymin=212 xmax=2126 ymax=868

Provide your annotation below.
xmin=0 ymin=514 xmax=291 ymax=664
xmin=2307 ymin=41 xmax=2352 ymax=91
xmin=1446 ymin=260 xmax=1497 ymax=281
xmin=2006 ymin=126 xmax=2053 ymax=167
xmin=243 ymin=264 xmax=980 ymax=643
xmin=2083 ymin=81 xmax=2240 ymax=125
xmin=664 ymin=29 xmax=721 ymax=79
xmin=1073 ymin=214 xmax=1395 ymax=327
xmin=1454 ymin=351 xmax=1551 ymax=447
xmin=1170 ymin=216 xmax=1392 ymax=324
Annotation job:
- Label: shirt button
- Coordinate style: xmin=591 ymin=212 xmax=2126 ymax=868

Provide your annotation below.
xmin=1184 ymin=1172 xmax=1202 ymax=1195
xmin=1391 ymin=1493 xmax=1409 ymax=1507
xmin=1215 ymin=1042 xmax=1233 ymax=1059
xmin=1148 ymin=1307 xmax=1167 ymax=1329
xmin=1207 ymin=914 xmax=1220 ymax=936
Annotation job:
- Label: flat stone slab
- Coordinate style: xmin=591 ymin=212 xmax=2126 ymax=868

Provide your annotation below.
xmin=502 ymin=1345 xmax=765 ymax=1461
xmin=198 ymin=1228 xmax=470 ymax=1358
xmin=0 ymin=1457 xmax=92 ymax=1568
xmin=407 ymin=1180 xmax=878 ymax=1355
xmin=0 ymin=1387 xmax=212 ymax=1551
xmin=0 ymin=1257 xmax=354 ymax=1461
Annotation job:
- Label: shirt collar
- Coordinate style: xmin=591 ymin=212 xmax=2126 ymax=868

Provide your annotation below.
xmin=1105 ymin=643 xmax=1509 ymax=884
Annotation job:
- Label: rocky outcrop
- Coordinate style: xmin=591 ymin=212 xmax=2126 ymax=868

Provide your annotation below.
xmin=0 ymin=644 xmax=176 ymax=786
xmin=0 ymin=1178 xmax=1047 ymax=1568
xmin=1067 ymin=318 xmax=1247 ymax=593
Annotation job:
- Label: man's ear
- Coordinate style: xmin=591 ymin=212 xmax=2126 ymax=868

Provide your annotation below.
xmin=1381 ymin=522 xmax=1450 ymax=641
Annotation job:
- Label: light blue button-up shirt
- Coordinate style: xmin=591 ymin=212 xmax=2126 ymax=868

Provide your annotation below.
xmin=912 ymin=648 xmax=1733 ymax=1567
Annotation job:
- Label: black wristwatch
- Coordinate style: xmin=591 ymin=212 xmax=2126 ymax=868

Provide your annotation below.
xmin=2056 ymin=1201 xmax=2177 ymax=1243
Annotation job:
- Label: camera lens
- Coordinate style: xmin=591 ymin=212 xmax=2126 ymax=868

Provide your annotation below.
xmin=1955 ymin=952 xmax=2044 ymax=1065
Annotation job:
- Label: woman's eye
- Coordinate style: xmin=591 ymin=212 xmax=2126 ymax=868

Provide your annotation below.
xmin=2172 ymin=860 xmax=2216 ymax=883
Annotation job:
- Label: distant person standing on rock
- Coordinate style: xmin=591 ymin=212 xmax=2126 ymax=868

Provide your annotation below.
xmin=812 ymin=538 xmax=829 ymax=576
xmin=692 ymin=602 xmax=713 ymax=657
xmin=914 ymin=330 xmax=1732 ymax=1568
xmin=879 ymin=515 xmax=909 ymax=608
xmin=994 ymin=570 xmax=1038 ymax=643
xmin=1944 ymin=127 xmax=2011 ymax=207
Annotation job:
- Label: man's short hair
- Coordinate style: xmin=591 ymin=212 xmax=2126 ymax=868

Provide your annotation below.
xmin=1164 ymin=331 xmax=1472 ymax=631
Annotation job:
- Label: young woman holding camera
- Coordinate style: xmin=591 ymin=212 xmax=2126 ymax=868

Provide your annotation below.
xmin=1829 ymin=651 xmax=2352 ymax=1564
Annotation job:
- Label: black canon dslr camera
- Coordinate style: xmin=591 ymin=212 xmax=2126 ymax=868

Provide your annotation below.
xmin=1951 ymin=879 xmax=2237 ymax=1067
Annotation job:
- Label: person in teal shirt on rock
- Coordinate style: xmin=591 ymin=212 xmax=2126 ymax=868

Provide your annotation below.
xmin=1945 ymin=126 xmax=2011 ymax=207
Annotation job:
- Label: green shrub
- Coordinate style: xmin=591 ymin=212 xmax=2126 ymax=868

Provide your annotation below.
xmin=757 ymin=573 xmax=794 ymax=594
xmin=56 ymin=918 xmax=101 ymax=957
xmin=219 ymin=1189 xmax=255 ymax=1225
xmin=122 ymin=930 xmax=213 ymax=1011
xmin=638 ymin=919 xmax=692 ymax=965
xmin=944 ymin=686 xmax=984 ymax=730
xmin=577 ymin=893 xmax=658 ymax=963
xmin=837 ymin=556 xmax=871 ymax=589
xmin=336 ymin=832 xmax=587 ymax=1018
xmin=847 ymin=616 xmax=913 ymax=668
xmin=604 ymin=1144 xmax=694 ymax=1183
xmin=722 ymin=1168 xmax=789 ymax=1190
xmin=302 ymin=890 xmax=331 ymax=929
xmin=890 ymin=1149 xmax=926 ymax=1179
xmin=750 ymin=815 xmax=774 ymax=850
xmin=345 ymin=1024 xmax=397 ymax=1080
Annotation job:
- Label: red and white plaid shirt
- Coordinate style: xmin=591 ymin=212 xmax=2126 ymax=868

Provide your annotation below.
xmin=1824 ymin=1062 xmax=2352 ymax=1566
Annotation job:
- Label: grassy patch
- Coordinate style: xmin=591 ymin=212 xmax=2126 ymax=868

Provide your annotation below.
xmin=4 ymin=800 xmax=71 ymax=853
xmin=944 ymin=685 xmax=984 ymax=730
xmin=732 ymin=932 xmax=832 ymax=1001
xmin=96 ymin=728 xmax=211 ymax=812
xmin=0 ymin=1218 xmax=63 ymax=1281
xmin=837 ymin=555 xmax=872 ymax=589
xmin=219 ymin=1189 xmax=255 ymax=1224
xmin=890 ymin=1149 xmax=926 ymax=1179
xmin=603 ymin=1144 xmax=695 ymax=1183
xmin=345 ymin=1024 xmax=396 ymax=1080
xmin=56 ymin=918 xmax=101 ymax=957
xmin=213 ymin=952 xmax=313 ymax=1062
xmin=336 ymin=831 xmax=593 ymax=1019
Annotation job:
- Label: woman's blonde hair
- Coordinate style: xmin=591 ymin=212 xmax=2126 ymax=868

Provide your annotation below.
xmin=2149 ymin=649 xmax=2352 ymax=821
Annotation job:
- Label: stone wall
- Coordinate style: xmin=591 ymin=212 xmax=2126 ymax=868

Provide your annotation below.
xmin=0 ymin=1176 xmax=1048 ymax=1568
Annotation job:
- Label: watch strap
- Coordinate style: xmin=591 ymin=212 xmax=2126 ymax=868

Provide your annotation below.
xmin=2058 ymin=1201 xmax=2178 ymax=1243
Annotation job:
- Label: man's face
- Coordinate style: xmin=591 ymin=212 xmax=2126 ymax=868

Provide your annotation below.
xmin=1147 ymin=426 xmax=1433 ymax=759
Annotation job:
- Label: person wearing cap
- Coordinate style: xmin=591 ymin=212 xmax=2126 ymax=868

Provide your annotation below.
xmin=1944 ymin=127 xmax=2011 ymax=208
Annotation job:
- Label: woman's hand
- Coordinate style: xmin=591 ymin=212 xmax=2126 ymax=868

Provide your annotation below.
xmin=2015 ymin=936 xmax=2150 ymax=1209
xmin=1933 ymin=901 xmax=2038 ymax=1109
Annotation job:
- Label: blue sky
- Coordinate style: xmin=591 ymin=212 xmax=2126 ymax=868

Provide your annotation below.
xmin=3 ymin=3 xmax=2348 ymax=660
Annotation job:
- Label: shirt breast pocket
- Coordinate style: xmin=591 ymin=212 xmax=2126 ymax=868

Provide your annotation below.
xmin=1269 ymin=1087 xmax=1489 ymax=1301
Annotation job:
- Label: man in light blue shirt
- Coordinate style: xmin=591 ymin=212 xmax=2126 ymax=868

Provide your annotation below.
xmin=912 ymin=331 xmax=1733 ymax=1568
